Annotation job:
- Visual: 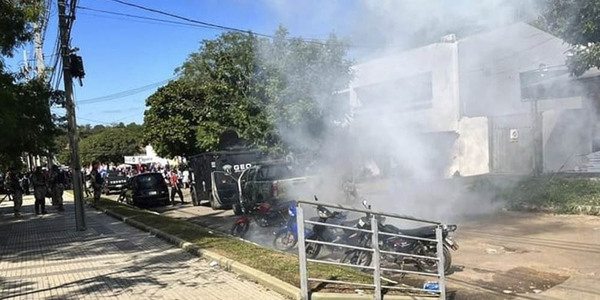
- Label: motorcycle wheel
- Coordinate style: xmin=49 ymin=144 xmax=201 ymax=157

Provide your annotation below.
xmin=273 ymin=231 xmax=297 ymax=251
xmin=416 ymin=245 xmax=452 ymax=274
xmin=230 ymin=221 xmax=250 ymax=238
xmin=341 ymin=250 xmax=372 ymax=267
xmin=305 ymin=241 xmax=322 ymax=259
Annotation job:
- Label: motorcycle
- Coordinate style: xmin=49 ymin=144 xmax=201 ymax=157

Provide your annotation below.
xmin=272 ymin=204 xmax=311 ymax=251
xmin=230 ymin=201 xmax=291 ymax=238
xmin=341 ymin=200 xmax=459 ymax=274
xmin=302 ymin=196 xmax=354 ymax=259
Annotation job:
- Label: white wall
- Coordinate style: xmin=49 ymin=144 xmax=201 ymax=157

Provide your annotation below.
xmin=458 ymin=22 xmax=577 ymax=117
xmin=350 ymin=42 xmax=460 ymax=132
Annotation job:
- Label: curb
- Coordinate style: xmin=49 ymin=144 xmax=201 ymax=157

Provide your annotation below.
xmin=88 ymin=200 xmax=437 ymax=300
xmin=311 ymin=294 xmax=435 ymax=300
xmin=95 ymin=206 xmax=302 ymax=300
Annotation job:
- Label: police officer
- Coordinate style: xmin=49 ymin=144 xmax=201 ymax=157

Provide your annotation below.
xmin=31 ymin=167 xmax=48 ymax=215
xmin=90 ymin=162 xmax=103 ymax=207
xmin=50 ymin=166 xmax=65 ymax=211
xmin=6 ymin=171 xmax=23 ymax=217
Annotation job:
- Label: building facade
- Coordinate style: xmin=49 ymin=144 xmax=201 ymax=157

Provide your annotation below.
xmin=349 ymin=22 xmax=598 ymax=177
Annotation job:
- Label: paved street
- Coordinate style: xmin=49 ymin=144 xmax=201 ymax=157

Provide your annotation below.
xmin=108 ymin=190 xmax=600 ymax=300
xmin=0 ymin=194 xmax=285 ymax=300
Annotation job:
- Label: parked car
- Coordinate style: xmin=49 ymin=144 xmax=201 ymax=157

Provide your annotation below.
xmin=120 ymin=173 xmax=169 ymax=207
xmin=237 ymin=162 xmax=309 ymax=213
xmin=103 ymin=170 xmax=128 ymax=194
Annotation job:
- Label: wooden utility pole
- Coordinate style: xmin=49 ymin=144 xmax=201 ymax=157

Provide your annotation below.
xmin=58 ymin=0 xmax=86 ymax=231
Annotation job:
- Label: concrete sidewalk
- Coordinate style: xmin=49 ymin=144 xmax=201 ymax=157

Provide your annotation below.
xmin=0 ymin=194 xmax=285 ymax=300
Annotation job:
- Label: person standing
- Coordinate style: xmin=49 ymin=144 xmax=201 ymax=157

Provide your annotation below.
xmin=90 ymin=162 xmax=103 ymax=207
xmin=7 ymin=171 xmax=23 ymax=217
xmin=170 ymin=168 xmax=184 ymax=205
xmin=31 ymin=167 xmax=48 ymax=215
xmin=50 ymin=166 xmax=65 ymax=211
xmin=182 ymin=168 xmax=190 ymax=189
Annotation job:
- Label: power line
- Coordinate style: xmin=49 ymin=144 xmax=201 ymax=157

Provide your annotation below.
xmin=77 ymin=6 xmax=226 ymax=31
xmin=77 ymin=77 xmax=174 ymax=105
xmin=104 ymin=0 xmax=327 ymax=44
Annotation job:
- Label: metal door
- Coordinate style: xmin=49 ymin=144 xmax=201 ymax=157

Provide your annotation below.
xmin=490 ymin=115 xmax=534 ymax=174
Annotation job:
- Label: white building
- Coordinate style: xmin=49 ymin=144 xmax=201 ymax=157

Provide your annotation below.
xmin=349 ymin=22 xmax=598 ymax=177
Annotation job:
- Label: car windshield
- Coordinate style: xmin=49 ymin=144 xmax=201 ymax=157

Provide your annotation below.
xmin=257 ymin=164 xmax=297 ymax=181
xmin=135 ymin=174 xmax=165 ymax=189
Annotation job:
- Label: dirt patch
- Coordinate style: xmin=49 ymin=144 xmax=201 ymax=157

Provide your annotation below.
xmin=474 ymin=267 xmax=569 ymax=295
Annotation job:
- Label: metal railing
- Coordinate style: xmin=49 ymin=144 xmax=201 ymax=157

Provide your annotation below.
xmin=295 ymin=199 xmax=446 ymax=300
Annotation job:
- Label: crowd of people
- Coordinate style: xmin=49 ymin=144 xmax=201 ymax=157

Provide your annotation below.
xmin=1 ymin=166 xmax=69 ymax=217
xmin=1 ymin=162 xmax=193 ymax=216
xmin=82 ymin=162 xmax=191 ymax=206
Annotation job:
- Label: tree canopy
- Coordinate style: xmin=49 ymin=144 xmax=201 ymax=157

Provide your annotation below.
xmin=77 ymin=123 xmax=144 ymax=165
xmin=144 ymin=27 xmax=353 ymax=158
xmin=0 ymin=0 xmax=63 ymax=170
xmin=540 ymin=0 xmax=600 ymax=76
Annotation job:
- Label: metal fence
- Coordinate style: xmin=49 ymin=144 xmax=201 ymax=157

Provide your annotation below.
xmin=295 ymin=199 xmax=446 ymax=300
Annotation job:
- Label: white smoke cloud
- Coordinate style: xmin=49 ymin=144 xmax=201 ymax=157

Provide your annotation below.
xmin=258 ymin=0 xmax=553 ymax=223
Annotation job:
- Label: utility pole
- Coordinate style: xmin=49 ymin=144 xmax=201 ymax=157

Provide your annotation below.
xmin=34 ymin=10 xmax=54 ymax=169
xmin=34 ymin=21 xmax=45 ymax=79
xmin=58 ymin=0 xmax=86 ymax=231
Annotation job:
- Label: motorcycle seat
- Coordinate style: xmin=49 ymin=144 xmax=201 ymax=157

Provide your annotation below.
xmin=399 ymin=225 xmax=437 ymax=238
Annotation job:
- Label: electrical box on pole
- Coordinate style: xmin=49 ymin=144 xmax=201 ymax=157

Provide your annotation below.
xmin=58 ymin=0 xmax=86 ymax=231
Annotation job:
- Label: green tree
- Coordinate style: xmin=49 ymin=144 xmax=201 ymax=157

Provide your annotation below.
xmin=78 ymin=124 xmax=144 ymax=165
xmin=144 ymin=28 xmax=353 ymax=157
xmin=539 ymin=0 xmax=600 ymax=76
xmin=143 ymin=80 xmax=204 ymax=157
xmin=0 ymin=1 xmax=63 ymax=170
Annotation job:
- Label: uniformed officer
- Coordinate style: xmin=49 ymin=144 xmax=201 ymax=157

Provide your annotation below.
xmin=31 ymin=167 xmax=48 ymax=215
xmin=6 ymin=171 xmax=23 ymax=217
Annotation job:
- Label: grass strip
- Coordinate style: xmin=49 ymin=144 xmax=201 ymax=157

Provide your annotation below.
xmin=490 ymin=177 xmax=600 ymax=215
xmin=90 ymin=197 xmax=375 ymax=291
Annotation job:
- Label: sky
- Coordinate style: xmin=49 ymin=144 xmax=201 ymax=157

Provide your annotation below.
xmin=6 ymin=0 xmax=361 ymax=126
xmin=5 ymin=0 xmax=538 ymax=126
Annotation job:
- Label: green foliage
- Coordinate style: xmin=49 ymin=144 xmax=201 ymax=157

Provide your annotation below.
xmin=539 ymin=0 xmax=600 ymax=76
xmin=503 ymin=176 xmax=600 ymax=214
xmin=0 ymin=0 xmax=63 ymax=171
xmin=0 ymin=77 xmax=64 ymax=170
xmin=78 ymin=124 xmax=144 ymax=165
xmin=143 ymin=80 xmax=203 ymax=157
xmin=144 ymin=28 xmax=353 ymax=158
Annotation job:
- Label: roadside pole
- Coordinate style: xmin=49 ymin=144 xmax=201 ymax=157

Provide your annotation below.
xmin=58 ymin=0 xmax=86 ymax=231
xmin=34 ymin=9 xmax=54 ymax=169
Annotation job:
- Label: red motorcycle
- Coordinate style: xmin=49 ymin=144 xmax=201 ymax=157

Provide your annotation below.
xmin=230 ymin=201 xmax=291 ymax=238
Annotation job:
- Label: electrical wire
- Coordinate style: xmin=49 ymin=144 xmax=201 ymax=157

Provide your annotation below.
xmin=77 ymin=77 xmax=175 ymax=105
xmin=77 ymin=6 xmax=229 ymax=31
xmin=103 ymin=0 xmax=327 ymax=44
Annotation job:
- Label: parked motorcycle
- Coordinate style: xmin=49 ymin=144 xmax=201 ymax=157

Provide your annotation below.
xmin=230 ymin=201 xmax=291 ymax=238
xmin=341 ymin=200 xmax=459 ymax=274
xmin=302 ymin=196 xmax=354 ymax=259
xmin=272 ymin=204 xmax=310 ymax=251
